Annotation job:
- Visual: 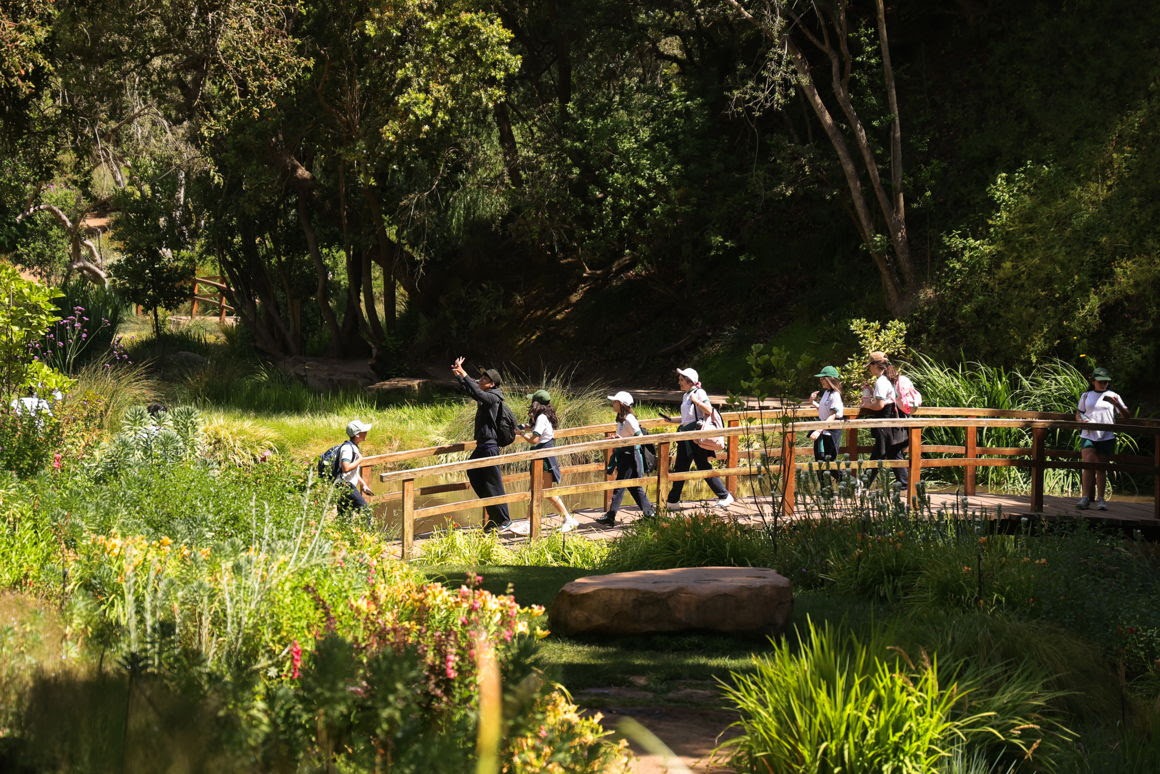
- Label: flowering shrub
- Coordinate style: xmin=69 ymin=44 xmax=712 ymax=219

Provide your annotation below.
xmin=256 ymin=565 xmax=627 ymax=773
xmin=28 ymin=307 xmax=128 ymax=376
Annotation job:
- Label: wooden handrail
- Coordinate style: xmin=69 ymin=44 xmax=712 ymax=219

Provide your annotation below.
xmin=350 ymin=408 xmax=1159 ymax=558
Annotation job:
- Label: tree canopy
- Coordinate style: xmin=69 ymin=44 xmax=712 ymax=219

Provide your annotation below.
xmin=3 ymin=0 xmax=1159 ymax=396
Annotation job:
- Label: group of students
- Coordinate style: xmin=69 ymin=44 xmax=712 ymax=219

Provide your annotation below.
xmin=807 ymin=354 xmax=1132 ymax=510
xmin=807 ymin=350 xmax=914 ymax=493
xmin=328 ymin=353 xmax=1132 ymax=528
xmin=444 ymin=361 xmax=735 ymax=533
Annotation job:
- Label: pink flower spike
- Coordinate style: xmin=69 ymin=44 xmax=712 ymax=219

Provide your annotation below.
xmin=289 ymin=640 xmax=303 ymax=679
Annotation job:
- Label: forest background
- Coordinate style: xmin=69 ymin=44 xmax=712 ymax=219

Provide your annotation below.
xmin=3 ymin=0 xmax=1158 ymax=406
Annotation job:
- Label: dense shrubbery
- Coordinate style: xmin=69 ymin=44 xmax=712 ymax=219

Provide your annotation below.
xmin=0 ymin=394 xmax=630 ymax=771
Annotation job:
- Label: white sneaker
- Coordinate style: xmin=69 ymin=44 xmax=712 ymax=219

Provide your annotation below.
xmin=714 ymin=494 xmax=735 ymax=509
xmin=1096 ymin=499 xmax=1108 ymax=511
xmin=506 ymin=520 xmax=531 ymax=535
xmin=559 ymin=515 xmax=579 ymax=533
xmin=1075 ymin=497 xmax=1091 ymax=510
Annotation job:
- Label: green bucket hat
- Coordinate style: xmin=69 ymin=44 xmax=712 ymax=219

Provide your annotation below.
xmin=1091 ymin=367 xmax=1112 ymax=382
xmin=814 ymin=365 xmax=840 ymax=379
xmin=528 ymin=389 xmax=551 ymax=403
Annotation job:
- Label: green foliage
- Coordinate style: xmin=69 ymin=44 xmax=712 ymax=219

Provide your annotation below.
xmin=109 ymin=248 xmax=195 ymax=337
xmin=0 ymin=262 xmax=64 ymax=398
xmin=90 ymin=405 xmax=203 ymax=480
xmin=0 ymin=406 xmax=59 ymax=478
xmin=0 ymin=0 xmax=57 ymax=95
xmin=718 ymin=618 xmax=1069 ymax=773
xmin=922 ymin=88 xmax=1160 ymax=390
xmin=839 ymin=317 xmax=910 ymax=391
xmin=600 ymin=511 xmax=774 ymax=573
xmin=742 ymin=342 xmax=814 ymax=402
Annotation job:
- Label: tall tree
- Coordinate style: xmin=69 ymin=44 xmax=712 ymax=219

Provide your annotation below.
xmin=723 ymin=0 xmax=914 ymax=315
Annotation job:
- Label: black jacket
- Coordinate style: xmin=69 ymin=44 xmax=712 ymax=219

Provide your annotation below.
xmin=457 ymin=375 xmax=504 ymax=445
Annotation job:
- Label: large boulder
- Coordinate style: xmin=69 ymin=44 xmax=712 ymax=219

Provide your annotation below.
xmin=549 ymin=566 xmax=793 ymax=636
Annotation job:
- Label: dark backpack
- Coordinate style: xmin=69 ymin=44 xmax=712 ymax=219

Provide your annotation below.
xmin=493 ymin=397 xmax=518 ymax=447
xmin=638 ymin=426 xmax=658 ymax=473
xmin=317 ymin=441 xmax=351 ymax=482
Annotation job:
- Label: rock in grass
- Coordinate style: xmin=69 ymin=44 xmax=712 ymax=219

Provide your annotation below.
xmin=549 ymin=566 xmax=793 ymax=636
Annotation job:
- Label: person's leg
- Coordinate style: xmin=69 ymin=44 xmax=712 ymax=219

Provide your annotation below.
xmin=666 ymin=441 xmax=693 ymax=503
xmin=1094 ymin=450 xmax=1109 ymax=502
xmin=628 ymin=486 xmax=655 ymax=516
xmin=469 ymin=447 xmax=510 ymax=528
xmin=824 ymin=430 xmax=845 ymax=483
xmin=691 ymin=444 xmax=730 ymax=499
xmin=815 ymin=431 xmax=842 ymax=486
xmin=864 ymin=428 xmax=888 ymax=486
xmin=891 ymin=439 xmax=909 ymax=486
xmin=1079 ymin=444 xmax=1097 ymax=505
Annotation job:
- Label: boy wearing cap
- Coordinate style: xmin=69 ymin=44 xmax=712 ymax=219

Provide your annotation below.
xmin=451 ymin=356 xmax=513 ymax=532
xmin=339 ymin=420 xmax=374 ymax=516
xmin=1076 ymin=367 xmax=1129 ymax=510
xmin=657 ymin=367 xmax=734 ymax=509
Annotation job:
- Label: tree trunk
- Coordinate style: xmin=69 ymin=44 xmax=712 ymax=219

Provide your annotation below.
xmin=725 ymin=0 xmax=915 ymax=316
xmin=296 ymin=191 xmax=343 ymax=356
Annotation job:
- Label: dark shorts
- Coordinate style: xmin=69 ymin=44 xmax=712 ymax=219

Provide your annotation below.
xmin=1081 ymin=438 xmax=1116 ymax=457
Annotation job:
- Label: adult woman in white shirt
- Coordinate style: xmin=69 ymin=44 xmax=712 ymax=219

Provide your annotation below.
xmin=1075 ymin=367 xmax=1129 ymax=510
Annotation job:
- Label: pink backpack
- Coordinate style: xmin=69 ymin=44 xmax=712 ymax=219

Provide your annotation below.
xmin=894 ymin=375 xmax=923 ymax=415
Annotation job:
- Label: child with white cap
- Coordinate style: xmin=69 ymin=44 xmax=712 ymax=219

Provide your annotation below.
xmin=594 ymin=391 xmax=656 ymax=526
xmin=338 ymin=419 xmax=374 ymax=517
xmin=658 ymin=368 xmax=734 ymax=509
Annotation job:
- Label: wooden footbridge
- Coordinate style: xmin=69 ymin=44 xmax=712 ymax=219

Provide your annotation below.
xmin=348 ymin=407 xmax=1160 ymax=558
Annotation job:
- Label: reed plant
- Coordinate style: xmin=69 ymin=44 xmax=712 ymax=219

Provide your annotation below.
xmin=718 ymin=618 xmax=1070 ymax=773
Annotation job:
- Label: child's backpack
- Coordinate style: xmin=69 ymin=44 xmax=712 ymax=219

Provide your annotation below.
xmin=638 ymin=426 xmax=658 ymax=473
xmin=317 ymin=441 xmax=351 ymax=482
xmin=895 ymin=374 xmax=923 ymax=415
xmin=493 ymin=397 xmax=519 ymax=447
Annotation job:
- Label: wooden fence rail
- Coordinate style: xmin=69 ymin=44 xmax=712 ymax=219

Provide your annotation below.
xmin=357 ymin=408 xmax=1160 ymax=559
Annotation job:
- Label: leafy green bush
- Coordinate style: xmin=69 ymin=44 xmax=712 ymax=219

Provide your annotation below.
xmin=0 ymin=407 xmax=59 ymax=478
xmin=719 ymin=618 xmax=1069 ymax=773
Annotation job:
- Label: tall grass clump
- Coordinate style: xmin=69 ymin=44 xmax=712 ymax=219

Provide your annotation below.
xmin=600 ymin=511 xmax=774 ymax=572
xmin=718 ymin=618 xmax=1071 ymax=773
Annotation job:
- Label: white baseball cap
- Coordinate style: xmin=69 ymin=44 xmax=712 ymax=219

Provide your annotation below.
xmin=607 ymin=390 xmax=634 ymax=406
xmin=346 ymin=419 xmax=372 ymax=437
xmin=676 ymin=367 xmax=699 ymax=383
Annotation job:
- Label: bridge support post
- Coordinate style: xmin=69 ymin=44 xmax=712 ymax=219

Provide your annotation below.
xmin=780 ymin=430 xmax=796 ymax=517
xmin=726 ymin=418 xmax=740 ymax=494
xmin=528 ymin=458 xmax=544 ymax=538
xmin=1031 ymin=426 xmax=1046 ymax=512
xmin=907 ymin=426 xmax=922 ymax=504
xmin=965 ymin=426 xmax=978 ymax=496
xmin=401 ymin=478 xmax=415 ymax=559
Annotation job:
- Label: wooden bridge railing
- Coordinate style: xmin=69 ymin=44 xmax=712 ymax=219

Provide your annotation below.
xmin=357 ymin=408 xmax=1160 ymax=559
xmin=136 ymin=277 xmax=235 ymax=322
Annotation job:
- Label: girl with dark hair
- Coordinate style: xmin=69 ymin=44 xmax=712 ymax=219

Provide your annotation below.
xmin=595 ymin=391 xmax=656 ymax=526
xmin=860 ymin=352 xmax=909 ymax=489
xmin=519 ymin=390 xmax=578 ymax=531
xmin=808 ymin=366 xmax=846 ymax=491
